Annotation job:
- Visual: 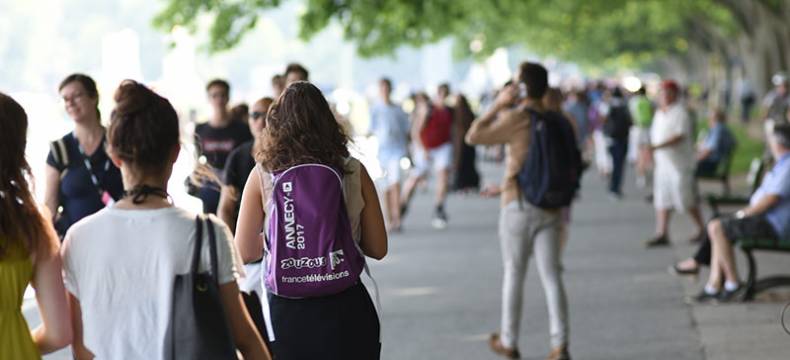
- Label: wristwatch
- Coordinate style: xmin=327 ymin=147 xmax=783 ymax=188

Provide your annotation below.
xmin=735 ymin=210 xmax=747 ymax=219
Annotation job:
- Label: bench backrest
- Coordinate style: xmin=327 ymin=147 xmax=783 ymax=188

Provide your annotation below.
xmin=714 ymin=146 xmax=736 ymax=178
xmin=747 ymin=158 xmax=766 ymax=195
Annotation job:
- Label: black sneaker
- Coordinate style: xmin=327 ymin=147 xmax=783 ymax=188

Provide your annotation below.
xmin=400 ymin=203 xmax=409 ymax=218
xmin=645 ymin=235 xmax=670 ymax=248
xmin=431 ymin=207 xmax=448 ymax=229
xmin=717 ymin=284 xmax=743 ymax=302
xmin=689 ymin=289 xmax=720 ymax=304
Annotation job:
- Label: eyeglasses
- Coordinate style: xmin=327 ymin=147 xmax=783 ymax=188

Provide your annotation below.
xmin=250 ymin=111 xmax=266 ymax=120
xmin=62 ymin=92 xmax=86 ymax=104
xmin=209 ymin=91 xmax=228 ymax=99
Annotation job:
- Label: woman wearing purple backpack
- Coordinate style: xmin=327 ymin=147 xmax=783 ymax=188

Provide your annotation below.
xmin=235 ymin=81 xmax=388 ymax=359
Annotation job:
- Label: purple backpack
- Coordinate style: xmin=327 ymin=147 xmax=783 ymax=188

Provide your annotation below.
xmin=264 ymin=163 xmax=365 ymax=298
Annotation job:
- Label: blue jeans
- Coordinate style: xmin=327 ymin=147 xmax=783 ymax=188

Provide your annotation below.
xmin=198 ymin=183 xmax=221 ymax=214
xmin=608 ymin=139 xmax=628 ymax=195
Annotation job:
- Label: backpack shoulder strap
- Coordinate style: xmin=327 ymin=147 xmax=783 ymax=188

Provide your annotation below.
xmin=255 ymin=164 xmax=275 ymax=226
xmin=49 ymin=138 xmax=70 ymax=171
xmin=255 ymin=164 xmax=271 ymax=203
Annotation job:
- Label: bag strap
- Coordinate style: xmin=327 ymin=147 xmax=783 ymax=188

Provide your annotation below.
xmin=192 ymin=215 xmax=220 ymax=285
xmin=191 ymin=215 xmax=204 ymax=274
xmin=205 ymin=216 xmax=220 ymax=285
xmin=517 ymin=109 xmax=540 ymax=211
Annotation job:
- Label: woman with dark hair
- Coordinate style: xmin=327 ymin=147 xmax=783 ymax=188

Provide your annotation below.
xmin=61 ymin=81 xmax=270 ymax=359
xmin=220 ymin=97 xmax=275 ymax=341
xmin=45 ymin=74 xmax=123 ymax=238
xmin=0 ymin=92 xmax=72 ymax=359
xmin=235 ymin=81 xmax=387 ymax=359
xmin=230 ymin=102 xmax=250 ymax=126
xmin=452 ymin=94 xmax=481 ymax=192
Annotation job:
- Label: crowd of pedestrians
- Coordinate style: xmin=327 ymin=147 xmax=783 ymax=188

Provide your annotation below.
xmin=3 ymin=62 xmax=389 ymax=359
xmin=2 ymin=56 xmax=790 ymax=360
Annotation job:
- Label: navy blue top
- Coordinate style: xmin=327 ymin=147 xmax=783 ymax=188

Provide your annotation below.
xmin=701 ymin=123 xmax=736 ymax=163
xmin=46 ymin=132 xmax=124 ymax=234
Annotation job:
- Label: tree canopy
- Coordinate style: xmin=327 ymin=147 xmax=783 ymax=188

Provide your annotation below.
xmin=153 ymin=0 xmax=790 ymax=91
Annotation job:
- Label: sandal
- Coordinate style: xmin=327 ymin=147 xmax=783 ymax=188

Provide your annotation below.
xmin=687 ymin=232 xmax=705 ymax=244
xmin=546 ymin=345 xmax=571 ymax=360
xmin=489 ymin=333 xmax=521 ymax=359
xmin=645 ymin=235 xmax=670 ymax=248
xmin=669 ymin=263 xmax=699 ymax=276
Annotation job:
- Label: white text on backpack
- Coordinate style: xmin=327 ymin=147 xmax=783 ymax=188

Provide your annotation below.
xmin=282 ymin=181 xmax=306 ymax=250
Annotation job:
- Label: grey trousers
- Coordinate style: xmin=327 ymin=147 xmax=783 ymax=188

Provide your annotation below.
xmin=498 ymin=201 xmax=569 ymax=349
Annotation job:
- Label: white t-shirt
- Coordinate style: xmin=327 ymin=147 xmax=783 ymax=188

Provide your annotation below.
xmin=62 ymin=206 xmax=242 ymax=359
xmin=650 ymin=103 xmax=695 ymax=172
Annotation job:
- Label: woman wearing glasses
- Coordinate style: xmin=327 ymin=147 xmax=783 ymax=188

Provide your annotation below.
xmin=219 ymin=97 xmax=274 ymax=233
xmin=44 ymin=74 xmax=124 ymax=238
xmin=218 ymin=96 xmax=274 ymax=345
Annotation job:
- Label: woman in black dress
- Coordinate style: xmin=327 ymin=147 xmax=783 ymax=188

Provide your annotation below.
xmin=452 ymin=94 xmax=481 ymax=192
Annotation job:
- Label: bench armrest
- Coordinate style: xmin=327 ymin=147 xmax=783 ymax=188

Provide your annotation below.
xmin=706 ymin=195 xmax=749 ymax=216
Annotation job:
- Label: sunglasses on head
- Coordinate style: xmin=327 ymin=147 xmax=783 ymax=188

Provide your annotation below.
xmin=250 ymin=111 xmax=266 ymax=120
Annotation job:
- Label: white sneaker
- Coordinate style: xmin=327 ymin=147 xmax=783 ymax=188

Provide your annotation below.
xmin=431 ymin=217 xmax=448 ymax=230
xmin=636 ymin=176 xmax=646 ymax=189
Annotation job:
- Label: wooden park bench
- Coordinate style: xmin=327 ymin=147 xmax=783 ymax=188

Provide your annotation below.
xmin=707 ymin=158 xmax=790 ymax=301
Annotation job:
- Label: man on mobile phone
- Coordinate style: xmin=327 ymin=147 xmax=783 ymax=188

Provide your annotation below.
xmin=466 ymin=62 xmax=571 ymax=360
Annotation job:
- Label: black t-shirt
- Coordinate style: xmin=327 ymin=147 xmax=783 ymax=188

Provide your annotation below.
xmin=194 ymin=121 xmax=253 ymax=170
xmin=222 ymin=140 xmax=256 ymax=222
xmin=223 ymin=141 xmax=256 ymax=192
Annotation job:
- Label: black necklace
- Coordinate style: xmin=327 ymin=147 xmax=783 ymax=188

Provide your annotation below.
xmin=122 ymin=185 xmax=170 ymax=205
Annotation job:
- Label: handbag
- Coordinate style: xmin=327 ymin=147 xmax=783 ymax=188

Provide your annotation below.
xmin=164 ymin=215 xmax=237 ymax=360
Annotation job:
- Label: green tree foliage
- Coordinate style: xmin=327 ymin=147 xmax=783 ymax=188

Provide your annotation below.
xmin=152 ymin=0 xmax=785 ymax=81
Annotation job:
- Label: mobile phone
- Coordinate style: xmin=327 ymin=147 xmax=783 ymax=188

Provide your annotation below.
xmin=519 ymin=83 xmax=528 ymax=98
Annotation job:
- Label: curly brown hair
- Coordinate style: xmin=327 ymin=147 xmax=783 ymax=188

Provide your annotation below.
xmin=255 ymin=81 xmax=349 ymax=173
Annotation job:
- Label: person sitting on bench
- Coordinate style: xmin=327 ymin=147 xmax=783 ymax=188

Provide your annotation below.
xmin=696 ymin=108 xmax=736 ymax=177
xmin=693 ymin=124 xmax=790 ymax=302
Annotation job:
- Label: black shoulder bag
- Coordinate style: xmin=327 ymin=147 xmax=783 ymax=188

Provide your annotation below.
xmin=164 ymin=215 xmax=236 ymax=359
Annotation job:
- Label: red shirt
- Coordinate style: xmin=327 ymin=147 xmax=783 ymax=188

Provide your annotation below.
xmin=420 ymin=106 xmax=453 ymax=149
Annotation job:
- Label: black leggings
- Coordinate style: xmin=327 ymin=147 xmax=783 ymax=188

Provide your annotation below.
xmin=693 ymin=236 xmax=712 ymax=266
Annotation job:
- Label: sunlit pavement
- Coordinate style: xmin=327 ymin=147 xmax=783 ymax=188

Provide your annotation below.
xmin=27 ymin=160 xmax=790 ymax=359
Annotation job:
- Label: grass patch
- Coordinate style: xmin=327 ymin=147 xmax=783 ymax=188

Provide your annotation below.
xmin=729 ymin=124 xmax=764 ymax=174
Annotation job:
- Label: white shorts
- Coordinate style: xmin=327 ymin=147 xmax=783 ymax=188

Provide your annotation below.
xmin=633 ymin=127 xmax=651 ymax=146
xmin=653 ymin=164 xmax=699 ymax=211
xmin=413 ymin=142 xmax=453 ymax=177
xmin=379 ymin=156 xmax=405 ymax=187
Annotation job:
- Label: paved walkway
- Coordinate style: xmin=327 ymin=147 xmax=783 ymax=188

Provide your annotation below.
xmin=371 ymin=161 xmax=789 ymax=359
xmin=28 ymin=161 xmax=790 ymax=359
xmin=374 ymin=162 xmax=702 ymax=360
